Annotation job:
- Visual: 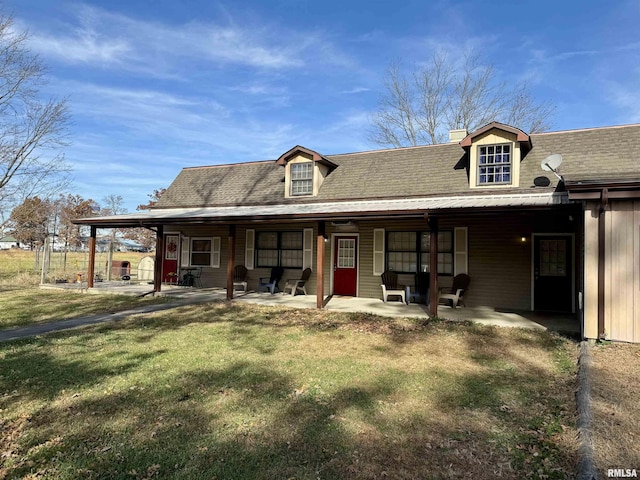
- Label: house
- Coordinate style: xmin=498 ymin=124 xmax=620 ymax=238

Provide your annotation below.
xmin=74 ymin=122 xmax=640 ymax=343
xmin=0 ymin=235 xmax=19 ymax=250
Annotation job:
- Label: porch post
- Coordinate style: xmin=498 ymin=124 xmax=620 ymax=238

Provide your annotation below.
xmin=226 ymin=224 xmax=236 ymax=300
xmin=428 ymin=216 xmax=439 ymax=316
xmin=316 ymin=221 xmax=325 ymax=309
xmin=87 ymin=226 xmax=96 ymax=288
xmin=154 ymin=225 xmax=164 ymax=293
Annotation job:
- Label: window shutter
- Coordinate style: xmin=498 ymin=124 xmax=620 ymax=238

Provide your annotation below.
xmin=454 ymin=227 xmax=468 ymax=275
xmin=303 ymin=228 xmax=313 ymax=270
xmin=211 ymin=237 xmax=221 ymax=268
xmin=245 ymin=229 xmax=255 ymax=270
xmin=373 ymin=228 xmax=385 ymax=275
xmin=180 ymin=236 xmax=190 ymax=267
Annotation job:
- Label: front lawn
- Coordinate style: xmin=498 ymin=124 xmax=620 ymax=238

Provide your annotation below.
xmin=0 ymin=302 xmax=578 ymax=479
xmin=0 ymin=288 xmax=168 ymax=330
xmin=590 ymin=342 xmax=640 ymax=477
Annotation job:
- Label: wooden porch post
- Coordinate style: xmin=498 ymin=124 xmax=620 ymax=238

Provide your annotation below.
xmin=87 ymin=226 xmax=96 ymax=288
xmin=428 ymin=216 xmax=439 ymax=316
xmin=316 ymin=221 xmax=326 ymax=309
xmin=154 ymin=225 xmax=164 ymax=293
xmin=226 ymin=224 xmax=236 ymax=300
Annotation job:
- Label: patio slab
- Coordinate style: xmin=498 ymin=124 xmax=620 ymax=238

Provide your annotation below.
xmin=39 ymin=283 xmax=580 ymax=335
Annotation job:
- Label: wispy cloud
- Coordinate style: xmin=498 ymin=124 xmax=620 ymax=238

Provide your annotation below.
xmin=25 ymin=3 xmax=353 ymax=75
xmin=340 ymin=87 xmax=371 ymax=95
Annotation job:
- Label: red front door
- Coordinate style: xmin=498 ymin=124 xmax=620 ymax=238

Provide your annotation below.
xmin=162 ymin=234 xmax=179 ymax=282
xmin=333 ymin=236 xmax=357 ymax=296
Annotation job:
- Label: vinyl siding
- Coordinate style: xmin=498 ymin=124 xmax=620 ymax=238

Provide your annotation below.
xmin=604 ymin=201 xmax=640 ymax=342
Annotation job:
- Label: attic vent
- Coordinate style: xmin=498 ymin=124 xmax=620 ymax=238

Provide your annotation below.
xmin=449 ymin=129 xmax=468 ymax=143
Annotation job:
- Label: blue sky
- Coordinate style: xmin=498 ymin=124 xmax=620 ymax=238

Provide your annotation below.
xmin=11 ymin=0 xmax=640 ymax=212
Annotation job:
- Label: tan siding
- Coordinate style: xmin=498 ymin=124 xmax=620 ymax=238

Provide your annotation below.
xmin=604 ymin=201 xmax=640 ymax=342
xmin=465 ymin=216 xmax=532 ymax=310
xmin=583 ymin=203 xmax=599 ymax=339
xmin=176 ymin=225 xmax=230 ymax=288
xmin=453 ymin=214 xmax=569 ymax=310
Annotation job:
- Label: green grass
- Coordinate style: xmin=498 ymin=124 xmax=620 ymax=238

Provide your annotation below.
xmin=0 ymin=300 xmax=578 ymax=479
xmin=0 ymin=249 xmax=151 ymax=286
xmin=0 ymin=288 xmax=169 ymax=330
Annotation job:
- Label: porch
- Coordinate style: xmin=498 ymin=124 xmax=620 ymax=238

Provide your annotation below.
xmin=41 ymin=282 xmax=579 ymax=335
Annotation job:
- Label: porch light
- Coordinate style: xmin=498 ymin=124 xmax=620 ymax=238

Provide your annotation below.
xmin=520 ymin=236 xmax=527 ymax=243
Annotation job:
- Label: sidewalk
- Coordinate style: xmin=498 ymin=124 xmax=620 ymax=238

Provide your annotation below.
xmin=0 ymin=296 xmax=213 ymax=343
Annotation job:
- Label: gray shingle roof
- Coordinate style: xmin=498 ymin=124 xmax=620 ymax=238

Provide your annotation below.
xmin=156 ymin=124 xmax=640 ymax=209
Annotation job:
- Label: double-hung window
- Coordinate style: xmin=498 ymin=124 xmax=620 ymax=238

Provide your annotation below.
xmin=386 ymin=231 xmax=453 ymax=274
xmin=256 ymin=231 xmax=303 ymax=268
xmin=478 ymin=144 xmax=511 ymax=185
xmin=290 ymin=162 xmax=313 ymax=195
xmin=189 ymin=237 xmax=221 ymax=267
xmin=420 ymin=232 xmax=453 ymax=274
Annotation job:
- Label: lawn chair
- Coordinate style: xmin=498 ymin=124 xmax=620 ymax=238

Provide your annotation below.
xmin=233 ymin=265 xmax=248 ymax=292
xmin=438 ymin=274 xmax=470 ymax=308
xmin=407 ymin=272 xmax=430 ymax=304
xmin=283 ymin=268 xmax=312 ymax=296
xmin=380 ymin=270 xmax=406 ymax=303
xmin=258 ymin=267 xmax=284 ymax=294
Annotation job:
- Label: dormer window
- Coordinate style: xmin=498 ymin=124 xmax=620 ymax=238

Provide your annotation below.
xmin=478 ymin=144 xmax=511 ymax=185
xmin=461 ymin=122 xmax=531 ymax=190
xmin=290 ymin=162 xmax=313 ymax=195
xmin=277 ymin=145 xmax=338 ymax=198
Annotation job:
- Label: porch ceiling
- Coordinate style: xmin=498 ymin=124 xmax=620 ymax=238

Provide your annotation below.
xmin=73 ymin=192 xmax=570 ymax=228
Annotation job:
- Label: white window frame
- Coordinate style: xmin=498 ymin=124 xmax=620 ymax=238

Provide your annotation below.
xmin=290 ymin=162 xmax=313 ymax=196
xmin=477 ymin=143 xmax=512 ymax=186
xmin=189 ymin=236 xmax=220 ymax=268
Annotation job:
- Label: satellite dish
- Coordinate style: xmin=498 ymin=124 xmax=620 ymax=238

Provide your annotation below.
xmin=541 ymin=154 xmax=564 ymax=182
xmin=541 ymin=154 xmax=563 ymax=172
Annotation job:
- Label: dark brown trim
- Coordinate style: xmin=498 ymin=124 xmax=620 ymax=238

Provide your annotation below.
xmin=316 ymin=221 xmax=326 ymax=309
xmin=276 ymin=145 xmax=338 ymax=168
xmin=570 ymin=190 xmax=640 ymax=200
xmin=154 ymin=226 xmax=164 ymax=293
xmin=88 ymin=226 xmax=96 ymax=288
xmin=226 ymin=225 xmax=236 ymax=300
xmin=73 ymin=203 xmax=574 ymax=229
xmin=460 ymin=122 xmax=531 ymax=147
xmin=428 ymin=217 xmax=439 ymax=316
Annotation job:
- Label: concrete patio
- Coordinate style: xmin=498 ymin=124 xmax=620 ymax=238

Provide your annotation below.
xmin=40 ymin=281 xmax=580 ymax=335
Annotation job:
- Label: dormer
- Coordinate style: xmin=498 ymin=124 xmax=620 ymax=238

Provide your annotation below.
xmin=460 ymin=122 xmax=532 ymax=189
xmin=277 ymin=146 xmax=338 ymax=198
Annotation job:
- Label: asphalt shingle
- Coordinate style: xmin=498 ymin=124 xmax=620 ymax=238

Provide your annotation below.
xmin=155 ymin=124 xmax=640 ymax=209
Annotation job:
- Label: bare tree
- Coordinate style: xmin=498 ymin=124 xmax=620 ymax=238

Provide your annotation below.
xmin=0 ymin=13 xmax=70 ymax=230
xmin=122 ymin=188 xmax=166 ymax=250
xmin=101 ymin=194 xmax=127 ymax=280
xmin=369 ymin=50 xmax=555 ymax=147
